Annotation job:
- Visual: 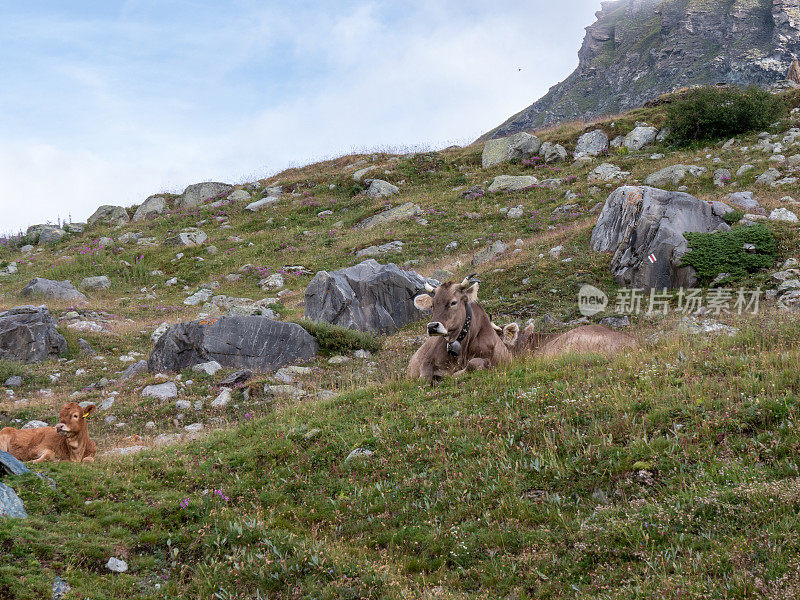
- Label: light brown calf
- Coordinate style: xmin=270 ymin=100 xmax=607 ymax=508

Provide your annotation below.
xmin=0 ymin=402 xmax=97 ymax=463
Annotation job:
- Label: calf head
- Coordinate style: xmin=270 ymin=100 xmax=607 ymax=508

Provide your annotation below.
xmin=414 ymin=277 xmax=479 ymax=349
xmin=55 ymin=402 xmax=94 ymax=438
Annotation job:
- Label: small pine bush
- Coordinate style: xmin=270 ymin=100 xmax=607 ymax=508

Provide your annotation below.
xmin=681 ymin=224 xmax=777 ymax=284
xmin=665 ymin=86 xmax=785 ymax=146
xmin=294 ymin=319 xmax=384 ymax=354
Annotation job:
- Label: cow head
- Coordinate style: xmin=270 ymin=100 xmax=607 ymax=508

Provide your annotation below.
xmin=55 ymin=402 xmax=94 ymax=438
xmin=414 ymin=277 xmax=479 ymax=339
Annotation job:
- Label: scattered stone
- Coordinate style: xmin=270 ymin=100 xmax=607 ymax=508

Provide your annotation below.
xmin=132 ymin=195 xmax=167 ymax=221
xmin=588 ymin=163 xmax=629 ymax=184
xmin=769 ymin=208 xmax=798 ymax=222
xmin=623 ymin=126 xmax=659 ymax=151
xmin=141 ymin=382 xmax=178 ymax=400
xmin=38 ymin=227 xmax=66 ymax=245
xmin=599 ymin=315 xmax=630 ymax=328
xmin=724 ymin=191 xmax=763 ymax=215
xmin=472 ymin=241 xmax=509 ymax=266
xmin=677 ymin=317 xmax=739 ymax=337
xmin=481 ymin=132 xmax=542 ymax=168
xmin=4 ymin=376 xmax=22 ymax=388
xmin=177 ymin=182 xmax=233 ymax=208
xmin=187 ymin=360 xmax=222 ymax=377
xmin=355 ymin=202 xmax=422 ymax=229
xmin=354 ymin=349 xmax=372 ymax=359
xmin=0 ymin=450 xmax=29 ymax=476
xmin=164 ymin=228 xmax=207 ymax=247
xmin=328 ymin=355 xmax=351 ymax=365
xmin=264 ymin=385 xmax=305 ymax=398
xmin=106 ymin=557 xmax=128 ymax=573
xmin=227 ymin=189 xmax=251 ymax=202
xmin=20 ymin=278 xmax=87 ymax=303
xmin=356 ymin=241 xmax=404 ymax=257
xmin=713 ymin=169 xmax=731 ymax=187
xmin=574 ymin=130 xmax=609 ymax=156
xmin=118 ymin=360 xmax=148 ymax=383
xmin=219 ymin=370 xmax=253 ymax=387
xmin=506 ymin=206 xmax=524 ymax=219
xmin=210 ymin=389 xmax=232 ymax=408
xmin=22 ymin=420 xmax=48 ymax=429
xmin=539 ymin=142 xmax=568 ymax=162
xmin=52 ymin=576 xmax=70 ymax=600
xmin=245 ymin=197 xmax=279 ymax=212
xmin=87 ymin=205 xmax=130 ymax=227
xmin=643 ymin=164 xmax=706 ymax=187
xmin=548 ymin=245 xmax=563 ymax=259
xmin=755 ymin=168 xmax=782 ymax=186
xmin=364 ymin=179 xmax=399 ymax=199
xmin=80 ymin=276 xmax=111 ymax=291
xmin=345 ymin=448 xmax=374 ymax=462
xmin=487 ymin=175 xmax=538 ymax=193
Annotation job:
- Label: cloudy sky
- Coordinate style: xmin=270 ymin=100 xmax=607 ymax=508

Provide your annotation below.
xmin=0 ymin=0 xmax=604 ymax=232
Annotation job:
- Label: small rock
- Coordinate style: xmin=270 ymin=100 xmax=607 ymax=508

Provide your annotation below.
xmin=22 ymin=420 xmax=48 ymax=429
xmin=328 ymin=355 xmax=351 ymax=365
xmin=52 ymin=576 xmax=70 ymax=600
xmin=210 ymin=389 xmax=232 ymax=408
xmin=4 ymin=376 xmax=22 ymax=389
xmin=106 ymin=557 xmax=128 ymax=573
xmin=184 ymin=423 xmax=204 ymax=433
xmin=142 ymin=382 xmax=178 ymax=400
xmin=345 ymin=448 xmax=374 ymax=461
xmin=219 ymin=370 xmax=253 ymax=388
xmin=191 ymin=361 xmax=223 ymax=376
xmin=769 ymin=208 xmax=799 ymax=222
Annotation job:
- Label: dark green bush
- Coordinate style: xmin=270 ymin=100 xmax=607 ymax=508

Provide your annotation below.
xmin=681 ymin=224 xmax=777 ymax=284
xmin=665 ymin=86 xmax=785 ymax=145
xmin=294 ymin=319 xmax=384 ymax=354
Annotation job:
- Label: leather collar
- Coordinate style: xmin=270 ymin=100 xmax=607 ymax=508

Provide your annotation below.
xmin=447 ymin=303 xmax=472 ymax=357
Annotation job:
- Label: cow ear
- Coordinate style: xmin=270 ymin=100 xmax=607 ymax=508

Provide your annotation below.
xmin=82 ymin=404 xmax=95 ymax=418
xmin=523 ymin=323 xmax=535 ymax=335
xmin=414 ymin=294 xmax=433 ymax=311
xmin=502 ymin=323 xmax=520 ymax=345
xmin=465 ymin=283 xmax=479 ymax=303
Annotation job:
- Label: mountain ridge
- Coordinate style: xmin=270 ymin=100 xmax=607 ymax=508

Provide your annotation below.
xmin=481 ymin=0 xmax=800 ymax=140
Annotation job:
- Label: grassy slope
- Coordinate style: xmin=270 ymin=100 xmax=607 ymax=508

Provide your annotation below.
xmin=0 ymin=95 xmax=800 ymax=598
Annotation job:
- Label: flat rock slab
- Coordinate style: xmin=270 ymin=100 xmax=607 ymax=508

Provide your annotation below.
xmin=356 ymin=202 xmax=422 ymax=229
xmin=148 ymin=317 xmax=317 ymax=373
xmin=0 ymin=481 xmax=27 ymax=519
xmin=0 ymin=305 xmax=68 ymax=363
xmin=20 ymin=278 xmax=87 ymax=303
xmin=305 ymin=259 xmax=430 ymax=334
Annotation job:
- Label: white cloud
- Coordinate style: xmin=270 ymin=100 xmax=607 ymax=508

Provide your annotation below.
xmin=0 ymin=1 xmax=602 ymax=231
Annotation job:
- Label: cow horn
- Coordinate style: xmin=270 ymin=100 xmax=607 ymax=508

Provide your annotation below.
xmin=459 ymin=276 xmax=471 ymax=289
xmin=424 ymin=282 xmax=436 ymax=293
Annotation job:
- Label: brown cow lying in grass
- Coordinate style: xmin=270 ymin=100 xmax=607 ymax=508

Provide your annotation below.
xmin=498 ymin=322 xmax=639 ymax=358
xmin=407 ymin=278 xmax=511 ymax=382
xmin=0 ymin=402 xmax=97 ymax=463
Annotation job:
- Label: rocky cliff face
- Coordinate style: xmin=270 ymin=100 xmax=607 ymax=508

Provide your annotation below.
xmin=483 ymin=0 xmax=800 ymax=139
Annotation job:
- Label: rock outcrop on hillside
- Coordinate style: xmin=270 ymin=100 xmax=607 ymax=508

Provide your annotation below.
xmin=482 ymin=0 xmax=800 ymax=138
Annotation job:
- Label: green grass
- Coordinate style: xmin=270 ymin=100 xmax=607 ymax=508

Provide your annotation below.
xmin=2 ymin=317 xmax=800 ymax=598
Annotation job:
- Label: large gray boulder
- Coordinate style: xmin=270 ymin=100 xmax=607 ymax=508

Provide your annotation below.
xmin=305 ymin=260 xmax=431 ymax=334
xmin=177 ymin=182 xmax=234 ymax=209
xmin=164 ymin=228 xmax=207 ymax=247
xmin=148 ymin=316 xmax=317 ymax=373
xmin=590 ymin=186 xmax=731 ymax=289
xmin=0 ymin=306 xmax=68 ymax=363
xmin=574 ymin=130 xmax=609 ymax=156
xmin=539 ymin=142 xmax=568 ymax=163
xmin=87 ymin=205 xmax=130 ymax=227
xmin=0 ymin=482 xmax=27 ymax=519
xmin=20 ymin=278 xmax=87 ymax=303
xmin=481 ymin=132 xmax=542 ymax=168
xmin=132 ymin=195 xmax=167 ymax=221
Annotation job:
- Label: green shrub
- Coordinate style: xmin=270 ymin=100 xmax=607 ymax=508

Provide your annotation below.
xmin=665 ymin=86 xmax=785 ymax=146
xmin=293 ymin=319 xmax=384 ymax=354
xmin=722 ymin=209 xmax=744 ymax=225
xmin=681 ymin=224 xmax=777 ymax=284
